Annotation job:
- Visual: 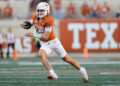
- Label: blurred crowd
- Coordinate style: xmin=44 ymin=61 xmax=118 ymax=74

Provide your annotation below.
xmin=0 ymin=3 xmax=12 ymax=19
xmin=51 ymin=0 xmax=120 ymax=19
xmin=0 ymin=0 xmax=120 ymax=20
xmin=0 ymin=27 xmax=16 ymax=59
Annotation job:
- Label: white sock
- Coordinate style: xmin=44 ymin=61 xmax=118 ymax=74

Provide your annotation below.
xmin=49 ymin=69 xmax=56 ymax=75
xmin=79 ymin=67 xmax=84 ymax=73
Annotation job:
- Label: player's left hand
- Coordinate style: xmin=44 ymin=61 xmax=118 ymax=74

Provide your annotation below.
xmin=25 ymin=33 xmax=33 ymax=37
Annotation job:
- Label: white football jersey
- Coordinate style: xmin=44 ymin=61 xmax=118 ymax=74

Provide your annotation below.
xmin=7 ymin=32 xmax=15 ymax=43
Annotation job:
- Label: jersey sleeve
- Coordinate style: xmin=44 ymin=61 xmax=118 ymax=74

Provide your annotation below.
xmin=32 ymin=13 xmax=37 ymax=20
xmin=32 ymin=13 xmax=37 ymax=24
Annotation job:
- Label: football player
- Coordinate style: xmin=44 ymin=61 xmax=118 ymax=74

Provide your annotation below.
xmin=20 ymin=2 xmax=88 ymax=82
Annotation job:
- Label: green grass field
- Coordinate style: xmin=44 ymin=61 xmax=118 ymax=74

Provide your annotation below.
xmin=0 ymin=58 xmax=120 ymax=86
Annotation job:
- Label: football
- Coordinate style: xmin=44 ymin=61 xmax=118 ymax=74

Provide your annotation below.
xmin=24 ymin=21 xmax=32 ymax=29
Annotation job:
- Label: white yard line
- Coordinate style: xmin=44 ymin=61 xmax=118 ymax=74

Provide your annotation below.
xmin=0 ymin=70 xmax=120 ymax=74
xmin=0 ymin=73 xmax=101 ymax=75
xmin=0 ymin=61 xmax=9 ymax=64
xmin=0 ymin=60 xmax=120 ymax=66
xmin=0 ymin=81 xmax=119 ymax=83
xmin=18 ymin=61 xmax=120 ymax=65
xmin=0 ymin=67 xmax=44 ymax=71
xmin=0 ymin=81 xmax=80 ymax=83
xmin=100 ymin=72 xmax=120 ymax=75
xmin=0 ymin=77 xmax=119 ymax=79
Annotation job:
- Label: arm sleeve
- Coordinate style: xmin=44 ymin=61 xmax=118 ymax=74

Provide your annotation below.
xmin=45 ymin=27 xmax=52 ymax=32
xmin=29 ymin=13 xmax=37 ymax=25
xmin=33 ymin=33 xmax=42 ymax=38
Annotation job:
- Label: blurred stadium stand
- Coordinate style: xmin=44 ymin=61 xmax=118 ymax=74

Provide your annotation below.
xmin=0 ymin=1 xmax=29 ymax=19
xmin=0 ymin=0 xmax=120 ymax=35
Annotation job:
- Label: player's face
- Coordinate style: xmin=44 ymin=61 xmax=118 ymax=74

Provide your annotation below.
xmin=37 ymin=9 xmax=45 ymax=17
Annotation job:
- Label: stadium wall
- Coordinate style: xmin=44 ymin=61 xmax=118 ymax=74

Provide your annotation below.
xmin=60 ymin=19 xmax=120 ymax=52
xmin=1 ymin=19 xmax=120 ymax=54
